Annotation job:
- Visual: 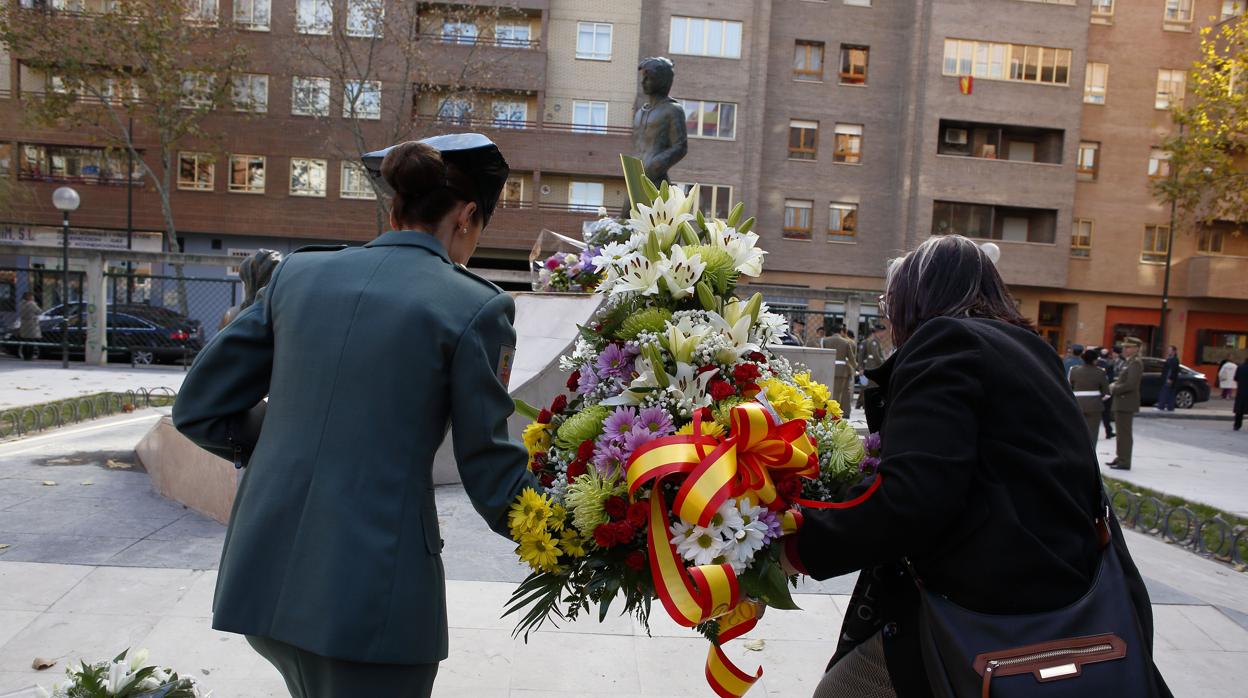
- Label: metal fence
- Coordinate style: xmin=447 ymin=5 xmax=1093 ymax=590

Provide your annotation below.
xmin=0 ymin=387 xmax=177 ymax=440
xmin=1110 ymin=487 xmax=1247 ymax=567
xmin=0 ymin=266 xmax=87 ymax=360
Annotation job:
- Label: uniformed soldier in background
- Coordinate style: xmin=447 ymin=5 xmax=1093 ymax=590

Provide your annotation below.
xmin=1069 ymin=348 xmax=1110 ymax=446
xmin=825 ymin=321 xmax=858 ymax=418
xmin=1096 ymin=347 xmax=1117 ymax=439
xmin=1108 ymin=336 xmax=1145 ymax=470
xmin=173 ymin=134 xmax=536 ymax=698
xmin=857 ymin=323 xmax=888 ymax=408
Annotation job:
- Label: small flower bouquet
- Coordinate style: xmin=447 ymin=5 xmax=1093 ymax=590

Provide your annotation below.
xmin=507 ymin=157 xmax=877 ymax=697
xmin=39 ymin=648 xmax=203 ymax=698
xmin=532 ymin=209 xmax=633 ymax=293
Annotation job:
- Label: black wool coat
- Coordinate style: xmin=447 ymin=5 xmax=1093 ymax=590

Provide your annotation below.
xmin=794 ymin=317 xmax=1169 ymax=697
xmin=1235 ymin=363 xmax=1248 ymax=415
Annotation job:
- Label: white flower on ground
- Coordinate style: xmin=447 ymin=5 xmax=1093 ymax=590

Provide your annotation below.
xmin=657 ymin=245 xmax=707 ymax=300
xmin=629 ymin=186 xmax=698 ymax=250
xmin=107 ymin=660 xmax=133 ymax=694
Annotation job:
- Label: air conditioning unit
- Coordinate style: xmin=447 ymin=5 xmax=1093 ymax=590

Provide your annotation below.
xmin=944 ymin=128 xmax=969 ymax=145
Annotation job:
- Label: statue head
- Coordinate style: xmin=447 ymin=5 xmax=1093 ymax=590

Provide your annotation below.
xmin=638 ymin=57 xmax=675 ymax=98
xmin=239 ymin=249 xmax=282 ymax=310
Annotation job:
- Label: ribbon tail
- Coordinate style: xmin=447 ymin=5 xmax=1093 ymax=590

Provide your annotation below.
xmin=706 ymin=644 xmax=763 ymax=698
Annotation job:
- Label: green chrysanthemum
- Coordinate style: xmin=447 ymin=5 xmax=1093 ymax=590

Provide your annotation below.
xmin=564 ymin=469 xmax=627 ymax=533
xmin=555 ymin=405 xmax=610 ymax=451
xmin=618 ymin=307 xmax=673 ymax=341
xmin=824 ymin=419 xmax=866 ymax=473
xmin=712 ymin=396 xmax=747 ymax=426
xmin=684 ymin=245 xmax=738 ymax=294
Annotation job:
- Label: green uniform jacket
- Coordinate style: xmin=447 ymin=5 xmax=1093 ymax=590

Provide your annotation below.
xmin=172 ymin=231 xmax=536 ymax=665
xmin=1111 ymin=355 xmax=1144 ymax=413
xmin=1069 ymin=363 xmax=1110 ymax=415
xmin=862 ymin=336 xmax=886 ymax=372
xmin=826 ymin=334 xmax=858 ymax=374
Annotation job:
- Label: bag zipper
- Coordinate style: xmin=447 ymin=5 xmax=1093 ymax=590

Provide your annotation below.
xmin=981 ymin=643 xmax=1114 ymax=698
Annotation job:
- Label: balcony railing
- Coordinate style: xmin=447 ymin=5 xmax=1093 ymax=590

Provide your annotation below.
xmin=413 ymin=113 xmax=632 ymax=136
xmin=416 ymin=33 xmax=542 ymax=50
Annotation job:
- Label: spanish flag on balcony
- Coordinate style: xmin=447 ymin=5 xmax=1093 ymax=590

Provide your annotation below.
xmin=959 ymin=75 xmax=973 ymax=95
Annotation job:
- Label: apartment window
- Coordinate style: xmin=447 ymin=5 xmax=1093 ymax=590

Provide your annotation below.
xmin=185 ymin=0 xmax=218 ymax=24
xmin=1164 ymin=0 xmax=1193 ymax=22
xmin=231 ymin=73 xmax=268 ymax=113
xmin=788 ymin=120 xmax=818 ymax=160
xmin=576 ymin=22 xmax=613 ymax=60
xmin=840 ymin=45 xmax=869 ymax=85
xmin=669 ymin=17 xmax=743 ymax=59
xmin=943 ymin=39 xmax=1070 ymax=85
xmin=794 ymin=40 xmax=824 ymax=80
xmin=834 ymin=123 xmax=863 ymax=164
xmin=442 ymin=21 xmax=478 ymax=44
xmin=1077 ymin=142 xmax=1099 ymax=180
xmin=1084 ymin=63 xmax=1108 ymax=104
xmin=844 ymin=0 xmax=871 ymax=5
xmin=19 ymin=144 xmax=137 ymax=184
xmin=1223 ymin=1 xmax=1244 ymax=19
xmin=292 ymin=77 xmax=330 ymax=116
xmin=0 ymin=144 xmax=11 ymax=176
xmin=569 ymin=181 xmax=604 ymax=211
xmin=340 ymin=161 xmax=376 ymax=200
xmin=1072 ymin=219 xmax=1092 ymax=257
xmin=1148 ymin=149 xmax=1171 ymax=179
xmin=228 ymin=154 xmax=265 ymax=193
xmin=1199 ymin=229 xmax=1225 ymax=253
xmin=179 ymin=72 xmax=215 ymax=109
xmin=828 ymin=203 xmax=857 ymax=243
xmin=343 ymin=80 xmax=381 ymax=120
xmin=676 ymin=182 xmax=733 ymax=219
xmin=501 ymin=177 xmax=525 ymax=207
xmin=496 ymin=23 xmax=531 ymax=47
xmin=492 ymin=100 xmax=528 ymax=128
xmin=295 ymin=0 xmax=331 ymax=34
xmin=1156 ymin=69 xmax=1186 ymax=109
xmin=680 ymin=99 xmax=736 ymax=139
xmin=1092 ymin=0 xmax=1113 ymax=17
xmin=572 ymin=100 xmax=608 ymax=133
xmin=783 ymin=199 xmax=813 ymax=240
xmin=177 ymin=152 xmax=214 ymax=191
xmin=1142 ymin=225 xmax=1170 ymax=263
xmin=436 ymin=96 xmax=473 ymax=124
xmin=290 ymin=157 xmax=327 ymax=197
xmin=346 ymin=0 xmax=383 ymax=38
xmin=234 ymin=0 xmax=270 ymax=30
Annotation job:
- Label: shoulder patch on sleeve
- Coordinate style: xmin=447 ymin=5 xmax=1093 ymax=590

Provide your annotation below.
xmin=454 ymin=264 xmax=505 ymax=294
xmin=292 ymin=244 xmax=349 ymax=254
xmin=497 ymin=344 xmax=516 ymax=386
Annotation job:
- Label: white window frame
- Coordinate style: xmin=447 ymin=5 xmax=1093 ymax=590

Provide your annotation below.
xmin=669 ymin=16 xmax=743 ymax=59
xmin=942 ymin=39 xmax=1071 ymax=86
xmin=340 ymin=161 xmax=376 ymax=200
xmin=828 ymin=202 xmax=858 ymax=242
xmin=783 ymin=199 xmax=814 ymax=240
xmin=1155 ymin=69 xmax=1186 ymax=110
xmin=1164 ymin=0 xmax=1194 ymax=23
xmin=289 ymin=157 xmax=328 ymax=198
xmin=1091 ymin=0 xmax=1114 ymax=17
xmin=501 ymin=176 xmax=525 ymax=207
xmin=295 ymin=0 xmax=332 ymax=35
xmin=179 ymin=72 xmax=215 ymax=110
xmin=228 ymin=154 xmax=265 ymax=194
xmin=292 ymin=76 xmax=331 ymax=117
xmin=1223 ymin=1 xmax=1244 ymax=19
xmin=442 ymin=21 xmax=479 ymax=44
xmin=569 ymin=181 xmax=604 ymax=211
xmin=495 ymin=22 xmax=531 ymax=47
xmin=491 ymin=100 xmax=528 ymax=128
xmin=343 ymin=80 xmax=381 ymax=120
xmin=571 ymin=100 xmax=608 ymax=133
xmin=232 ymin=73 xmax=268 ymax=113
xmin=185 ymin=0 xmax=218 ymax=25
xmin=1072 ymin=219 xmax=1093 ymax=257
xmin=1084 ymin=62 xmax=1108 ymax=104
xmin=681 ymin=99 xmax=737 ymax=140
xmin=576 ymin=22 xmax=613 ymax=61
xmin=436 ymin=95 xmax=474 ymax=124
xmin=834 ymin=123 xmax=863 ymax=164
xmin=177 ymin=151 xmax=214 ymax=192
xmin=1077 ymin=141 xmax=1099 ymax=179
xmin=234 ymin=0 xmax=271 ymax=30
xmin=345 ymin=0 xmax=383 ymax=38
xmin=1148 ymin=149 xmax=1171 ymax=179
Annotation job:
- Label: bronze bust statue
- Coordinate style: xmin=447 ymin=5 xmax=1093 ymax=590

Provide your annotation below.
xmin=633 ymin=57 xmax=688 ymax=185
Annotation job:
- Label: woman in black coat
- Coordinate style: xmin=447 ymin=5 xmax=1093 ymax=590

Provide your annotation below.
xmin=783 ymin=235 xmax=1170 ymax=698
xmin=1234 ymin=361 xmax=1248 ymax=430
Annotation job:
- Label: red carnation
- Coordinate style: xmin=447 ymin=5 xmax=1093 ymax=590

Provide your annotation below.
xmin=709 ymin=379 xmax=735 ymax=402
xmin=626 ymin=501 xmax=649 ymax=528
xmin=697 ymin=364 xmax=720 ymax=376
xmin=748 ymin=351 xmax=767 ymax=363
xmin=814 ymin=408 xmax=827 ymax=421
xmin=604 ymin=496 xmax=628 ymax=520
xmin=566 ymin=459 xmax=587 ymax=482
xmin=540 ymin=473 xmax=555 ymax=488
xmin=537 ymin=409 xmax=553 ymax=425
xmin=577 ymin=439 xmax=596 ymax=462
xmin=624 ymin=550 xmax=647 ymax=571
xmin=567 ymin=370 xmax=581 ymax=392
xmin=732 ymin=363 xmax=761 ymax=384
xmin=777 ymin=475 xmax=804 ymax=502
xmin=550 ymin=394 xmax=569 ymax=414
xmin=593 ymin=524 xmax=617 ymax=548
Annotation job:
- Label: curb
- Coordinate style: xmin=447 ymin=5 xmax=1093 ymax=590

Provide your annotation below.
xmin=1136 ymin=409 xmax=1234 ymax=422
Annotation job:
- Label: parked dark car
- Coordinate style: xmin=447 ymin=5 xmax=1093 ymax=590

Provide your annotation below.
xmin=39 ymin=302 xmax=203 ymax=338
xmin=2 ymin=310 xmax=203 ymax=364
xmin=1139 ymin=357 xmax=1210 ymax=409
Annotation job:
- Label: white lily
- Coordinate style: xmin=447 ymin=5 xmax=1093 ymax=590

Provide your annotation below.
xmin=707 ymin=307 xmax=760 ymax=364
xmin=602 ymin=351 xmax=665 ymax=406
xmin=664 ymin=361 xmax=715 ymax=409
xmin=128 ymin=649 xmax=150 ymax=672
xmin=629 ymin=185 xmax=698 ymax=250
xmin=107 ymin=660 xmax=133 ymax=695
xmin=666 ymin=316 xmax=711 ymax=364
xmin=611 ymin=253 xmax=662 ymax=296
xmin=706 ymin=219 xmax=766 ymax=277
xmin=657 ymin=245 xmax=706 ymax=300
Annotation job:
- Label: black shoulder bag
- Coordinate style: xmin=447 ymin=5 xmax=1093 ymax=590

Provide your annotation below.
xmin=911 ymin=495 xmax=1159 ymax=698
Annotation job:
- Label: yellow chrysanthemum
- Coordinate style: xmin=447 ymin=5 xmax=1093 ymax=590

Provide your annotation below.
xmin=522 ymin=422 xmax=552 ymax=456
xmin=548 ymin=504 xmax=567 ymax=533
xmin=560 ymin=528 xmax=588 ymax=558
xmin=794 ymin=372 xmax=833 ymax=412
xmin=677 ymin=420 xmax=726 ymax=438
xmin=759 ymin=379 xmax=814 ymax=422
xmin=825 ymin=399 xmax=844 ymax=420
xmin=508 ymin=487 xmax=553 ymax=539
xmin=517 ymin=530 xmax=562 ymax=571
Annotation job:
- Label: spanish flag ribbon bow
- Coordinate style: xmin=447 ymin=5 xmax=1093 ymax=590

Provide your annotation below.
xmin=625 ymin=401 xmax=818 ymax=698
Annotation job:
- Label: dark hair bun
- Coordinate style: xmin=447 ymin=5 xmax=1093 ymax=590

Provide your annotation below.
xmin=381 ymin=141 xmax=446 ymax=198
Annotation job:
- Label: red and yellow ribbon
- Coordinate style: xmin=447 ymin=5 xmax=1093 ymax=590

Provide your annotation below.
xmin=626 ymin=401 xmax=818 ymax=698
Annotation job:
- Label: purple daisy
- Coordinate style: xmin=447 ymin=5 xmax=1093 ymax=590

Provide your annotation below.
xmin=576 ymin=367 xmax=600 ymax=396
xmin=864 ymin=432 xmax=882 ymax=452
xmin=622 ymin=426 xmax=656 ymax=455
xmin=593 ymin=443 xmax=628 ymax=477
xmin=860 ymin=456 xmax=882 ymax=474
xmin=758 ymin=508 xmax=783 ymax=543
xmin=596 ymin=343 xmax=636 ymax=379
xmin=636 ymin=406 xmax=675 ymax=437
xmin=603 ymin=406 xmax=639 ymax=441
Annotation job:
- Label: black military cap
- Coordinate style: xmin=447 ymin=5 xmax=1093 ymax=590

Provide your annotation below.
xmin=361 ymin=133 xmax=510 ymax=225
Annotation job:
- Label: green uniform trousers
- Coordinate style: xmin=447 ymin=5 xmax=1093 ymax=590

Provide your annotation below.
xmin=1083 ymin=411 xmax=1101 ymax=447
xmin=247 ymin=635 xmax=439 ymax=698
xmin=1114 ymin=411 xmax=1134 ymax=466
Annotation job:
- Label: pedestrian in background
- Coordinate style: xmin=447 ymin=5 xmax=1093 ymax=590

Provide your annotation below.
xmin=1098 ymin=347 xmax=1117 ymax=439
xmin=783 ymin=318 xmax=806 ymax=346
xmin=1235 ymin=361 xmax=1248 ymax=431
xmin=1071 ymin=348 xmax=1110 ymax=446
xmin=1108 ymin=337 xmax=1144 ymax=470
xmin=1062 ymin=343 xmax=1084 ymax=378
xmin=1155 ymin=345 xmax=1179 ymax=412
xmin=806 ymin=324 xmax=827 ymax=348
xmin=825 ymin=321 xmax=858 ymax=419
xmin=17 ymin=291 xmax=42 ymax=361
xmin=857 ymin=323 xmax=888 ymax=409
xmin=1218 ymin=358 xmax=1238 ymax=400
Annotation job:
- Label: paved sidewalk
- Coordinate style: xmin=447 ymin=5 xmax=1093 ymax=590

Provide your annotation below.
xmin=0 ymin=360 xmax=187 ymax=412
xmin=1137 ymin=398 xmax=1234 ymax=421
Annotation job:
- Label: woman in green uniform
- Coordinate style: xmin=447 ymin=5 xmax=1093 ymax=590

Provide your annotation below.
xmin=172 ymin=134 xmax=536 ymax=698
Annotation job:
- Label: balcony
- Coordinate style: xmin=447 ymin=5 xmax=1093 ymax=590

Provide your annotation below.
xmin=937 ymin=119 xmax=1064 ymax=164
xmin=480 ymin=201 xmax=604 ymax=251
xmin=414 ymin=34 xmax=546 ymax=93
xmin=412 ymin=115 xmax=633 ymax=178
xmin=1183 ymin=255 xmax=1248 ymax=300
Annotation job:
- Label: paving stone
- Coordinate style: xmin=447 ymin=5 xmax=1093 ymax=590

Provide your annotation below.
xmin=0 ymin=562 xmax=92 ymax=613
xmin=144 ymin=514 xmax=226 ymax=541
xmin=0 ymin=611 xmax=160 ymax=673
xmin=0 ymin=535 xmax=137 ymax=566
xmin=47 ymin=567 xmax=201 ymax=617
xmin=104 ymin=537 xmax=223 ymax=570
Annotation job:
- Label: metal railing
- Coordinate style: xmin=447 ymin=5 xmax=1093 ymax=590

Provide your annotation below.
xmin=412 ymin=113 xmax=634 ymax=136
xmin=1109 ymin=487 xmax=1247 ymax=568
xmin=415 ymin=32 xmax=542 ymax=49
xmin=0 ymin=387 xmax=177 ymax=440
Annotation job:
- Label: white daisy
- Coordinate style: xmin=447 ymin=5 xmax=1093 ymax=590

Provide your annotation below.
xmin=675 ymin=523 xmax=727 ymax=566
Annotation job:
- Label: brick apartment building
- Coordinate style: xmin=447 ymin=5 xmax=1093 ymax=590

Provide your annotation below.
xmin=2 ymin=0 xmax=1247 ymax=381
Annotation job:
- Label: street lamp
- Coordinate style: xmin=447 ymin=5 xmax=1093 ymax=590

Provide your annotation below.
xmin=52 ymin=186 xmax=80 ymax=369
